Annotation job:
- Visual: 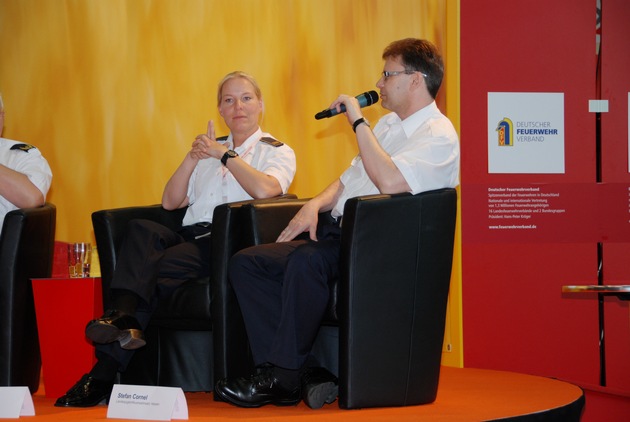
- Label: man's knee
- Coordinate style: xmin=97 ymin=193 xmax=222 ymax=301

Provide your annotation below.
xmin=290 ymin=241 xmax=338 ymax=272
xmin=228 ymin=249 xmax=255 ymax=286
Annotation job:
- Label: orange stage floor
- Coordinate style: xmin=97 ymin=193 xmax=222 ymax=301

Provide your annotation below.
xmin=24 ymin=366 xmax=583 ymax=421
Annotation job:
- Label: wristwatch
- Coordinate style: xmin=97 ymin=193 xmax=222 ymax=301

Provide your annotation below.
xmin=221 ymin=150 xmax=239 ymax=166
xmin=352 ymin=117 xmax=370 ymax=133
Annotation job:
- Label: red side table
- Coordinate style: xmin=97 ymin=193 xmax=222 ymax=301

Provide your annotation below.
xmin=32 ymin=277 xmax=103 ymax=398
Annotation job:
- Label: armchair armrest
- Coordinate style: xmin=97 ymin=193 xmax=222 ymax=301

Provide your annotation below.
xmin=338 ymin=188 xmax=457 ymax=408
xmin=244 ymin=198 xmax=310 ymax=244
xmin=241 ymin=197 xmax=342 ymax=245
xmin=0 ymin=202 xmax=56 ymax=392
xmin=1 ymin=203 xmax=57 ymax=281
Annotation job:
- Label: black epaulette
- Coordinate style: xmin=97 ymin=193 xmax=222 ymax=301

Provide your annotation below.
xmin=259 ymin=137 xmax=283 ymax=147
xmin=10 ymin=143 xmax=37 ymax=152
xmin=216 ymin=136 xmax=228 ymax=142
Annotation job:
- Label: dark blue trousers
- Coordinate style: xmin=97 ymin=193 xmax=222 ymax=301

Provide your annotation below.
xmin=228 ymin=224 xmax=341 ymax=371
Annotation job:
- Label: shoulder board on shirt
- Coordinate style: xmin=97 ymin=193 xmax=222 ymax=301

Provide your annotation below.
xmin=216 ymin=136 xmax=228 ymax=143
xmin=10 ymin=143 xmax=37 ymax=152
xmin=259 ymin=137 xmax=283 ymax=147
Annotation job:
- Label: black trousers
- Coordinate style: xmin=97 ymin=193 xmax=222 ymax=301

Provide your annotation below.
xmin=96 ymin=218 xmax=211 ymax=371
xmin=228 ymin=223 xmax=341 ymax=371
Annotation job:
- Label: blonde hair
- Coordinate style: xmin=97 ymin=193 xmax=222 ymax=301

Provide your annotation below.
xmin=216 ymin=71 xmax=263 ymax=106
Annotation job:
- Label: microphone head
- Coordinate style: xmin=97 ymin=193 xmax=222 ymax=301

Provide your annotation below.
xmin=314 ymin=109 xmax=331 ymax=120
xmin=364 ymin=90 xmax=379 ymax=106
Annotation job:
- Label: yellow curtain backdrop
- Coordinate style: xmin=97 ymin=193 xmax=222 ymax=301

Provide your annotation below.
xmin=0 ymin=0 xmax=461 ymax=366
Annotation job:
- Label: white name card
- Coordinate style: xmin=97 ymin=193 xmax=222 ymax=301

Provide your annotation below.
xmin=0 ymin=387 xmax=35 ymax=418
xmin=107 ymin=384 xmax=188 ymax=421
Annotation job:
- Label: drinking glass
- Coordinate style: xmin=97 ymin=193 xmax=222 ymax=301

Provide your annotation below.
xmin=68 ymin=242 xmax=92 ymax=278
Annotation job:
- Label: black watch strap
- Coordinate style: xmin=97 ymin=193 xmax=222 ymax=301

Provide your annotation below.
xmin=352 ymin=117 xmax=369 ymax=133
xmin=221 ymin=150 xmax=238 ymax=166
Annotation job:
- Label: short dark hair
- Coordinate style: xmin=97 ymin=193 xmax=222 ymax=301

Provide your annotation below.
xmin=382 ymin=38 xmax=444 ymax=99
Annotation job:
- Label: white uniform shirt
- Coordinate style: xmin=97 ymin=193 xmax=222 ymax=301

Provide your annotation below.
xmin=332 ymin=101 xmax=460 ymax=218
xmin=182 ymin=128 xmax=296 ymax=226
xmin=0 ymin=138 xmax=53 ymax=231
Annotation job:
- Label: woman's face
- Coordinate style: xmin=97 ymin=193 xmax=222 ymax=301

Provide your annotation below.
xmin=218 ymin=77 xmax=263 ymax=138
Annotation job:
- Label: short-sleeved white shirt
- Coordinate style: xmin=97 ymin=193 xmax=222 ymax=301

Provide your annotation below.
xmin=332 ymin=101 xmax=460 ymax=218
xmin=182 ymin=128 xmax=296 ymax=226
xmin=0 ymin=138 xmax=53 ymax=231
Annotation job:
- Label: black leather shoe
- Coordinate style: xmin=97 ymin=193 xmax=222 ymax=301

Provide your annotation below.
xmin=301 ymin=367 xmax=338 ymax=409
xmin=214 ymin=367 xmax=301 ymax=408
xmin=85 ymin=309 xmax=145 ymax=350
xmin=54 ymin=374 xmax=114 ymax=407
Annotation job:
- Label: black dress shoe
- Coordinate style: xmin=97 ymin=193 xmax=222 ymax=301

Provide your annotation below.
xmin=54 ymin=374 xmax=114 ymax=407
xmin=214 ymin=366 xmax=301 ymax=408
xmin=85 ymin=309 xmax=145 ymax=350
xmin=301 ymin=367 xmax=338 ymax=409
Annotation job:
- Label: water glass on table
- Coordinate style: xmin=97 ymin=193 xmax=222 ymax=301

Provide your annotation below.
xmin=68 ymin=242 xmax=92 ymax=278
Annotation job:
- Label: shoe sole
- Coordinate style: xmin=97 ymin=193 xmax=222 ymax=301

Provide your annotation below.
xmin=54 ymin=395 xmax=109 ymax=407
xmin=214 ymin=387 xmax=300 ymax=408
xmin=118 ymin=329 xmax=146 ymax=350
xmin=303 ymin=381 xmax=338 ymax=409
xmin=85 ymin=324 xmax=146 ymax=350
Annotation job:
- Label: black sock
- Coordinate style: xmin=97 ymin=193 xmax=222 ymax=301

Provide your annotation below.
xmin=89 ymin=354 xmax=119 ymax=382
xmin=272 ymin=366 xmax=300 ymax=390
xmin=112 ymin=289 xmax=139 ymax=315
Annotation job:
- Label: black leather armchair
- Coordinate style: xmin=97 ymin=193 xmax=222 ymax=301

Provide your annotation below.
xmin=214 ymin=188 xmax=458 ymax=409
xmin=0 ymin=203 xmax=56 ymax=393
xmin=91 ymin=195 xmax=295 ymax=392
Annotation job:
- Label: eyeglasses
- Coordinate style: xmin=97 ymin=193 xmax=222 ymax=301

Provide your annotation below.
xmin=381 ymin=70 xmax=427 ymax=80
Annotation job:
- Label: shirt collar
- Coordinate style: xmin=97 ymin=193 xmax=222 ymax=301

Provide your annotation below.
xmin=226 ymin=127 xmax=262 ymax=153
xmin=385 ymin=101 xmax=438 ymax=138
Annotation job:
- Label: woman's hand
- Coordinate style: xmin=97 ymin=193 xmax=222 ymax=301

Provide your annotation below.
xmin=190 ymin=120 xmax=228 ymax=160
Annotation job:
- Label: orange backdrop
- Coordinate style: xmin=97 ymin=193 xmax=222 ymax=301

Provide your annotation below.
xmin=0 ymin=0 xmax=461 ymax=366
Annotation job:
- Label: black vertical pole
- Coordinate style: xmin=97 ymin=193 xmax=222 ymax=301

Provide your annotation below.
xmin=595 ymin=0 xmax=606 ymax=387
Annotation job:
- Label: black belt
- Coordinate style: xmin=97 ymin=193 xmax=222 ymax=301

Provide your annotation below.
xmin=179 ymin=223 xmax=212 ymax=241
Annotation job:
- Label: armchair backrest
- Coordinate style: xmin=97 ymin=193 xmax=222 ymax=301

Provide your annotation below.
xmin=0 ymin=202 xmax=56 ymax=391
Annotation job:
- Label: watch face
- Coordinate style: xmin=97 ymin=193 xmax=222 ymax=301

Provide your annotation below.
xmin=228 ymin=150 xmax=238 ymax=157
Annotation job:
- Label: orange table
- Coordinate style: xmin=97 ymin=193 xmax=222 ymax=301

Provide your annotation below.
xmin=32 ymin=277 xmax=103 ymax=398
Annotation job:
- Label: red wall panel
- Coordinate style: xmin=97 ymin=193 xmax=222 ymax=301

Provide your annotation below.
xmin=461 ymin=0 xmax=600 ymax=389
xmin=599 ymin=0 xmax=630 ymax=395
xmin=460 ymin=0 xmax=596 ymax=185
xmin=461 ymin=2 xmax=630 ymax=416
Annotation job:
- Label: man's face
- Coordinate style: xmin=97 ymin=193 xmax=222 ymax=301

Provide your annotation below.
xmin=376 ymin=56 xmax=415 ymax=113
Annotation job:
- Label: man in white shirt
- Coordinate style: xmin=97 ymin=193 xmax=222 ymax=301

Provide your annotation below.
xmin=215 ymin=38 xmax=460 ymax=409
xmin=0 ymin=106 xmax=53 ymax=232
